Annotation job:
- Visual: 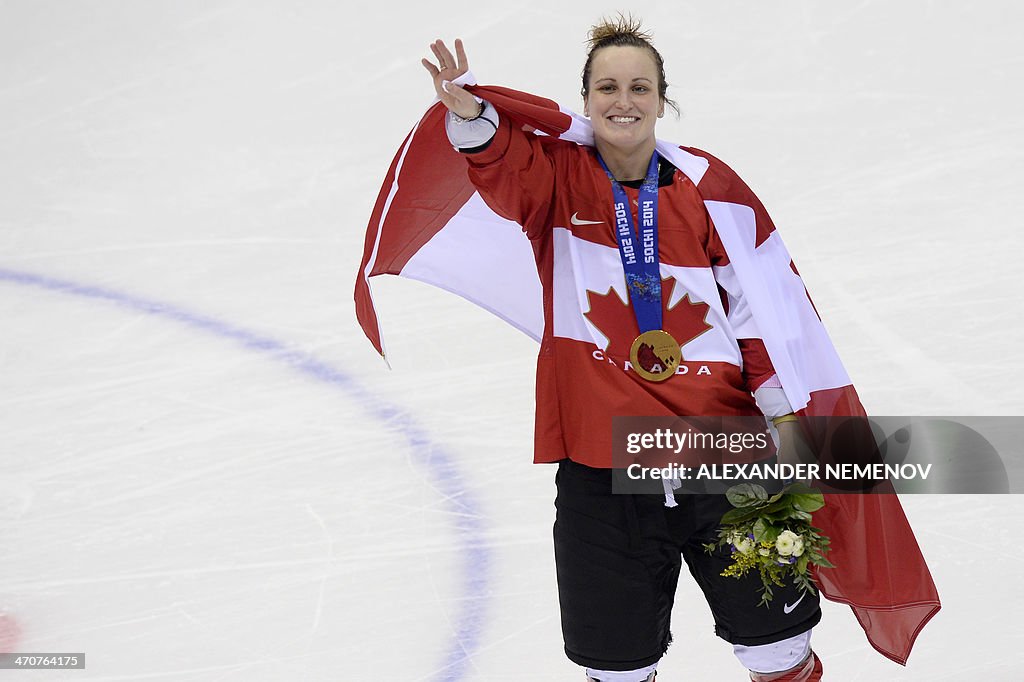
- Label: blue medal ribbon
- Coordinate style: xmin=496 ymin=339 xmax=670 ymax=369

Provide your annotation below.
xmin=597 ymin=152 xmax=663 ymax=334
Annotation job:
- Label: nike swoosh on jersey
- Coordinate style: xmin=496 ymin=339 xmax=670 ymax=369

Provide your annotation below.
xmin=783 ymin=592 xmax=807 ymax=614
xmin=570 ymin=212 xmax=603 ymax=226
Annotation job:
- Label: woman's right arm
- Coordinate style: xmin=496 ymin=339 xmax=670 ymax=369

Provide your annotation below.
xmin=423 ymin=39 xmax=556 ymax=239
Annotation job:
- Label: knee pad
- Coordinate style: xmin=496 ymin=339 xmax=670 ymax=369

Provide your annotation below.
xmin=732 ymin=629 xmax=812 ymax=673
xmin=585 ymin=662 xmax=658 ymax=681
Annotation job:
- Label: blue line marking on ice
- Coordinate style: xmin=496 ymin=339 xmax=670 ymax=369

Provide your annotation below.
xmin=0 ymin=267 xmax=490 ymax=682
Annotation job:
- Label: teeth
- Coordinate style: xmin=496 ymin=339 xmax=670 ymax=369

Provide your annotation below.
xmin=611 ymin=116 xmax=638 ymax=123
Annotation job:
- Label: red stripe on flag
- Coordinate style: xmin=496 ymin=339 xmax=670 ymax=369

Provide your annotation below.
xmin=355 ymin=86 xmax=570 ymax=357
xmin=354 ymin=104 xmax=477 ymax=355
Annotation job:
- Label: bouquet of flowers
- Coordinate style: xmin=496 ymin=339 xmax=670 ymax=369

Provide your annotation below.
xmin=704 ymin=482 xmax=833 ymax=607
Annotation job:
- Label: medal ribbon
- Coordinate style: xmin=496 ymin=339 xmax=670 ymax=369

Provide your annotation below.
xmin=597 ymin=152 xmax=663 ymax=333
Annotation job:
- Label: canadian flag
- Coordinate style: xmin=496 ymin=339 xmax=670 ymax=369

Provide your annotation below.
xmin=355 ymin=82 xmax=939 ymax=665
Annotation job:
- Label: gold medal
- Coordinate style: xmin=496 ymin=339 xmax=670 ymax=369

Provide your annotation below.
xmin=630 ymin=329 xmax=681 ymax=382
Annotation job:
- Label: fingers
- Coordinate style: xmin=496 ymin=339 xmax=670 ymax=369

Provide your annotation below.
xmin=454 ymin=38 xmax=468 ymax=71
xmin=427 ymin=38 xmax=467 ymax=75
xmin=425 ymin=39 xmax=471 ymax=110
xmin=437 ymin=40 xmax=456 ymax=71
xmin=429 ymin=40 xmax=446 ymax=70
xmin=444 ymin=80 xmax=467 ymax=99
xmin=442 ymin=81 xmax=479 ymax=118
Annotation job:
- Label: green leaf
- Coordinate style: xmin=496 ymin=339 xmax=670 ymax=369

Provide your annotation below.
xmin=726 ymin=484 xmax=769 ymax=508
xmin=759 ymin=497 xmax=801 ymax=515
xmin=765 ymin=509 xmax=802 ymax=522
xmin=790 ymin=493 xmax=825 ymax=513
xmin=752 ymin=518 xmax=770 ymax=542
xmin=720 ymin=507 xmax=762 ymax=525
xmin=785 ymin=482 xmax=820 ymax=496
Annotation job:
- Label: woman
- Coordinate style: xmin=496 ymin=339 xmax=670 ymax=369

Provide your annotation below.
xmin=421 ymin=18 xmax=823 ymax=681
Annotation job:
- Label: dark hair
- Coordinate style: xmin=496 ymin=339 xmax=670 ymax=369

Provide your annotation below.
xmin=581 ymin=13 xmax=679 ymax=116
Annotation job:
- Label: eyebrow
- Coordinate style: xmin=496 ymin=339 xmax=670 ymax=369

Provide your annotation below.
xmin=595 ymin=77 xmax=653 ymax=84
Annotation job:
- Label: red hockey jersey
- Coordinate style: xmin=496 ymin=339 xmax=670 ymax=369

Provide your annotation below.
xmin=462 ymin=113 xmax=780 ymax=466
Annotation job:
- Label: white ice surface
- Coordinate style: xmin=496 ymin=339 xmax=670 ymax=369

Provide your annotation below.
xmin=1 ymin=1 xmax=1023 ymax=680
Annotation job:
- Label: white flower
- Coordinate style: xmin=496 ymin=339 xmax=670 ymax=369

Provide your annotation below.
xmin=758 ymin=547 xmax=771 ymax=557
xmin=776 ymin=530 xmax=800 ymax=557
xmin=793 ymin=536 xmax=805 ymax=557
xmin=732 ymin=534 xmax=754 ymax=555
xmin=728 ymin=532 xmax=754 ymax=554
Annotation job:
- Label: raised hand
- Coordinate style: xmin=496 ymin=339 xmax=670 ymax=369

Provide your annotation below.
xmin=421 ymin=38 xmax=480 ymax=119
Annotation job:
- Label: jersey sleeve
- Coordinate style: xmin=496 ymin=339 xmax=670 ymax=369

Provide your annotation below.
xmin=444 ymin=101 xmax=499 ymax=150
xmin=453 ymin=107 xmax=557 ymax=241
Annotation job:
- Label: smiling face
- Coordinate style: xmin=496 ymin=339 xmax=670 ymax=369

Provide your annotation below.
xmin=584 ymin=45 xmax=664 ymax=163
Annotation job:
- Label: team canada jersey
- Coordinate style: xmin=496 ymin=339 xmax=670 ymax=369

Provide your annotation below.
xmin=463 ymin=116 xmax=779 ymax=467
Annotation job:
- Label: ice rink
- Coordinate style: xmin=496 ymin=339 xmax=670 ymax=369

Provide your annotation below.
xmin=2 ymin=1 xmax=1023 ymax=679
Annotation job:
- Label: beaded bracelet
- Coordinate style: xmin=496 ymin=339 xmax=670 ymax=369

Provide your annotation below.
xmin=450 ymin=99 xmax=486 ymax=124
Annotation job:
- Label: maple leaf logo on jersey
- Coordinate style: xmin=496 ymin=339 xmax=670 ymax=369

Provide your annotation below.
xmin=583 ymin=277 xmax=713 ymax=364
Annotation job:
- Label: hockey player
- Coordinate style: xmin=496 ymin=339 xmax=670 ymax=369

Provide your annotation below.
xmin=421 ymin=17 xmax=824 ymax=680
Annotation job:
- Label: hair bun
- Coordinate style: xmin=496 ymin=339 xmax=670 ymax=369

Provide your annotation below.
xmin=587 ymin=13 xmax=652 ymax=50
